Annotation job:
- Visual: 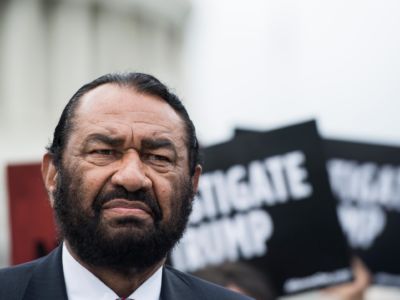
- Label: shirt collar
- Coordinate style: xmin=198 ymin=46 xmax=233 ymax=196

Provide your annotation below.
xmin=62 ymin=243 xmax=163 ymax=300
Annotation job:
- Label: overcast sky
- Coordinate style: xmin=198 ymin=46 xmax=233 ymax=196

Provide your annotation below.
xmin=182 ymin=0 xmax=400 ymax=147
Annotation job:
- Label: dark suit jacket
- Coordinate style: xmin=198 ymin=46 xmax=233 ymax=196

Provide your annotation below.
xmin=0 ymin=246 xmax=252 ymax=300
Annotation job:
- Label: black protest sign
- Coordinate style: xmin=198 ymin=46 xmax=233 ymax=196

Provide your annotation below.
xmin=171 ymin=121 xmax=352 ymax=295
xmin=324 ymin=139 xmax=400 ymax=287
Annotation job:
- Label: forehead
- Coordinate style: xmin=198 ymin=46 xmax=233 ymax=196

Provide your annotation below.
xmin=72 ymin=83 xmax=186 ymax=142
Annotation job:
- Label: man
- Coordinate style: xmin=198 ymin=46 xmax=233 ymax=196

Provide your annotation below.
xmin=0 ymin=73 xmax=252 ymax=300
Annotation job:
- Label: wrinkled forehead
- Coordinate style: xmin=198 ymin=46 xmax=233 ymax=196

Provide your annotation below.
xmin=67 ymin=83 xmax=189 ymax=148
xmin=77 ymin=84 xmax=180 ymax=120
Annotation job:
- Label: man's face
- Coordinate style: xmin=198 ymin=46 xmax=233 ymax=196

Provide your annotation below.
xmin=46 ymin=84 xmax=200 ymax=271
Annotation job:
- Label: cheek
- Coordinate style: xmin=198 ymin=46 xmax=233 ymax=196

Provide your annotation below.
xmin=157 ymin=187 xmax=174 ymax=216
xmin=73 ymin=167 xmax=111 ymax=209
xmin=155 ymin=174 xmax=189 ymax=219
xmin=153 ymin=178 xmax=178 ymax=217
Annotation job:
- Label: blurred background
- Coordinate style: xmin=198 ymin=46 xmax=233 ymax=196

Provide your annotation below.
xmin=1 ymin=0 xmax=400 ymax=299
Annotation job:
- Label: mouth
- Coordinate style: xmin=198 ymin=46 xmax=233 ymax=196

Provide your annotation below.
xmin=101 ymin=199 xmax=153 ymax=219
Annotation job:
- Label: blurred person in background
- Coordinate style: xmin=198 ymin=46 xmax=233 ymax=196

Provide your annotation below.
xmin=0 ymin=72 xmax=253 ymax=300
xmin=323 ymin=257 xmax=371 ymax=300
xmin=194 ymin=261 xmax=277 ymax=300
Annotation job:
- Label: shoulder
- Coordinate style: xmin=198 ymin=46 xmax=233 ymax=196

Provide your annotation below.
xmin=0 ymin=258 xmax=41 ymax=282
xmin=0 ymin=258 xmax=44 ymax=299
xmin=163 ymin=266 xmax=254 ymax=300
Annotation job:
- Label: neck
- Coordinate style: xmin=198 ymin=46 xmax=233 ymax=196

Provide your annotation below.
xmin=65 ymin=242 xmax=165 ymax=297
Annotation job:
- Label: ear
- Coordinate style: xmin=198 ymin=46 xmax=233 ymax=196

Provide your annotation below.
xmin=41 ymin=153 xmax=58 ymax=207
xmin=191 ymin=164 xmax=202 ymax=195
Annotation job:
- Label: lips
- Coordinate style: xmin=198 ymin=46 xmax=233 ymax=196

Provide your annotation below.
xmin=102 ymin=199 xmax=153 ymax=218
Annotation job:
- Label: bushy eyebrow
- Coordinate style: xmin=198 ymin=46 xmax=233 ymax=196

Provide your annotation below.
xmin=83 ymin=134 xmax=177 ymax=154
xmin=141 ymin=138 xmax=177 ymax=153
xmin=84 ymin=133 xmax=125 ymax=147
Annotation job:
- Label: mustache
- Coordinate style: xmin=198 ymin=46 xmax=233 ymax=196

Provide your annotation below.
xmin=93 ymin=187 xmax=162 ymax=221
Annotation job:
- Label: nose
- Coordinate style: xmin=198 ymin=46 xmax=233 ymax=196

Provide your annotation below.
xmin=111 ymin=151 xmax=152 ymax=192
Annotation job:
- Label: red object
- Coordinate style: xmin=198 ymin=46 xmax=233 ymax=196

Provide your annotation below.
xmin=7 ymin=163 xmax=57 ymax=265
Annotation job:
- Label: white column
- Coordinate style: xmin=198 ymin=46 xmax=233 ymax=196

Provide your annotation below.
xmin=46 ymin=0 xmax=94 ymax=126
xmin=94 ymin=5 xmax=142 ymax=74
xmin=0 ymin=0 xmax=47 ymax=127
xmin=0 ymin=0 xmax=48 ymax=267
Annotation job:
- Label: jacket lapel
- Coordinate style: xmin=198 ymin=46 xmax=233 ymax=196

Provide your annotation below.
xmin=160 ymin=267 xmax=202 ymax=300
xmin=22 ymin=248 xmax=204 ymax=300
xmin=23 ymin=246 xmax=68 ymax=300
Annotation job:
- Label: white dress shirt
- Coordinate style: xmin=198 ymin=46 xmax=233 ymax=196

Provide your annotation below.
xmin=62 ymin=243 xmax=163 ymax=300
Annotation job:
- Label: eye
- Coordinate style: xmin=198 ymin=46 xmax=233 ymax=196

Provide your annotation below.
xmin=147 ymin=154 xmax=170 ymax=162
xmin=85 ymin=149 xmax=121 ymax=166
xmin=91 ymin=149 xmax=116 ymax=156
xmin=142 ymin=153 xmax=172 ymax=164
